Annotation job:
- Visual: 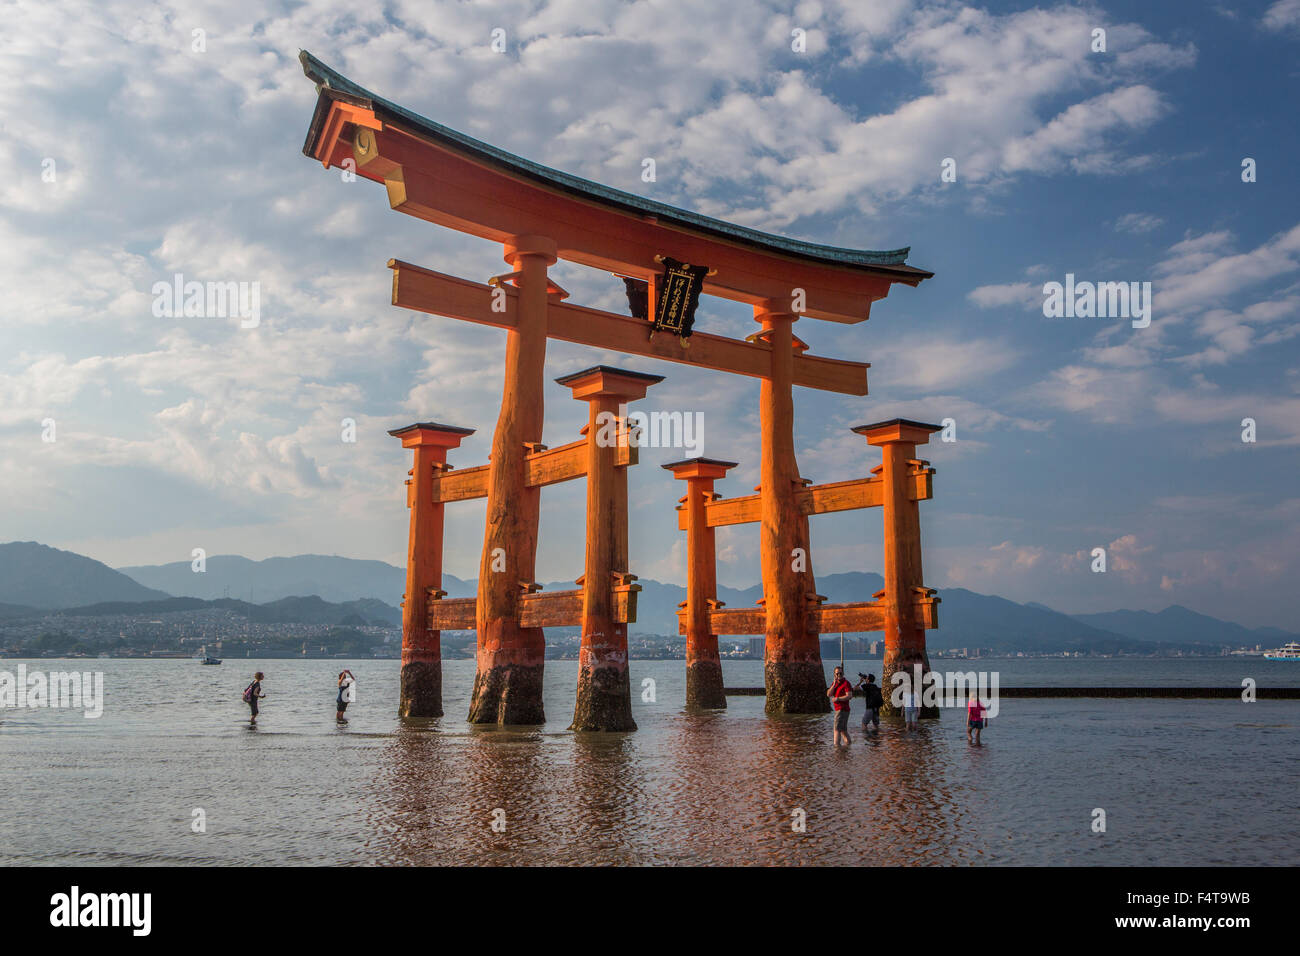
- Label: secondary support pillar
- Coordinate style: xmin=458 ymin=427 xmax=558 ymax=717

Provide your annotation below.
xmin=664 ymin=457 xmax=737 ymax=710
xmin=468 ymin=235 xmax=556 ymax=725
xmin=388 ymin=422 xmax=474 ymax=719
xmin=559 ymin=365 xmax=663 ymax=732
xmin=756 ymin=304 xmax=829 ymax=714
xmin=853 ymin=419 xmax=941 ymax=717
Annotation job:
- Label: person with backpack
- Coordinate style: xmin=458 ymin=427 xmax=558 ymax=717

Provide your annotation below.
xmin=856 ymin=672 xmax=883 ymax=731
xmin=826 ymin=665 xmax=854 ymax=746
xmin=967 ymin=692 xmax=987 ymax=745
xmin=336 ymin=670 xmax=355 ymax=723
xmin=243 ymin=671 xmax=265 ymax=723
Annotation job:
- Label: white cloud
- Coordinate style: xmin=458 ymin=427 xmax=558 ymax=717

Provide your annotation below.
xmin=968 ymin=281 xmax=1039 ymax=310
xmin=1156 ymin=224 xmax=1300 ymax=317
xmin=1263 ymin=0 xmax=1300 ymax=32
xmin=868 ymin=336 xmax=1025 ymax=390
xmin=1002 ymin=85 xmax=1166 ymax=175
xmin=1114 ymin=212 xmax=1164 ymax=234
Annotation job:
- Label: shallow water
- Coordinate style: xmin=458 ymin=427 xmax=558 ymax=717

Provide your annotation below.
xmin=0 ymin=657 xmax=1296 ymax=865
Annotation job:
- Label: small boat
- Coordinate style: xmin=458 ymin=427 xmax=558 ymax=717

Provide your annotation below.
xmin=201 ymin=656 xmax=223 ymax=665
xmin=1263 ymin=641 xmax=1300 ymax=660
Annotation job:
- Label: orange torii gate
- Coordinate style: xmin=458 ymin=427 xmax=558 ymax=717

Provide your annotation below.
xmin=665 ymin=419 xmax=942 ymax=713
xmin=389 ymin=366 xmax=655 ymax=729
xmin=298 ymin=51 xmax=937 ymax=729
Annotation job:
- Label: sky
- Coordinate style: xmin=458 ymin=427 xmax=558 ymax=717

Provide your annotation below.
xmin=2 ymin=0 xmax=1298 ymax=628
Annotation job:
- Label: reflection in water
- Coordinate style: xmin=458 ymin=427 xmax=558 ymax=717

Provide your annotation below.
xmin=368 ymin=712 xmax=977 ymax=865
xmin=563 ymin=733 xmax=644 ymax=863
xmin=1 ymin=658 xmax=1297 ymax=866
xmin=865 ymin=723 xmax=962 ymax=864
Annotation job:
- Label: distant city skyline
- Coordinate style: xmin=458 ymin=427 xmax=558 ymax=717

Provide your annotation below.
xmin=3 ymin=1 xmax=1299 ymax=628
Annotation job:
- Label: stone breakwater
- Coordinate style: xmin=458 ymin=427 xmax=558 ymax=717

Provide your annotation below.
xmin=723 ymin=686 xmax=1300 ymax=699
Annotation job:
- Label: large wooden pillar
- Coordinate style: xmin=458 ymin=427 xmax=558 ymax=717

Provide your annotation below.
xmin=854 ymin=419 xmax=941 ymax=716
xmin=388 ymin=422 xmax=474 ymax=718
xmin=756 ymin=304 xmax=829 ymax=714
xmin=468 ymin=235 xmax=555 ymax=725
xmin=664 ymin=457 xmax=737 ymax=710
xmin=793 ymin=473 xmax=824 ymax=655
xmin=559 ymin=366 xmax=662 ymax=731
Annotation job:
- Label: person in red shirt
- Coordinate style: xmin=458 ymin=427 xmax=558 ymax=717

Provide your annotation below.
xmin=967 ymin=694 xmax=987 ymax=745
xmin=826 ymin=666 xmax=854 ymax=746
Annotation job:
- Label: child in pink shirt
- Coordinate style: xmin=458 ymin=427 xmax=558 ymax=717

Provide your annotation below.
xmin=967 ymin=696 xmax=986 ymax=745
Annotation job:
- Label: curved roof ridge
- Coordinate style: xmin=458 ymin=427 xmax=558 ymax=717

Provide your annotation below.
xmin=299 ymin=50 xmax=924 ymax=273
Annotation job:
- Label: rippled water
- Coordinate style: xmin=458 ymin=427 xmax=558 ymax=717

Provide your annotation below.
xmin=1 ymin=657 xmax=1297 ymax=865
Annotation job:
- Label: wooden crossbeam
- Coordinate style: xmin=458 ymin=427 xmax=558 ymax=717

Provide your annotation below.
xmin=426 ymin=595 xmax=476 ymax=630
xmin=699 ymin=607 xmax=766 ymax=635
xmin=429 ymin=437 xmax=633 ymax=503
xmin=430 ymin=463 xmax=489 ymax=503
xmin=330 ymin=118 xmax=920 ymax=322
xmin=676 ymin=471 xmax=934 ymax=530
xmin=678 ymin=595 xmax=939 ymax=636
xmin=390 ymin=260 xmax=870 ymax=396
xmin=427 ymin=586 xmax=639 ymax=630
xmin=521 ymin=589 xmax=584 ymax=628
xmin=526 ymin=440 xmax=588 ymax=488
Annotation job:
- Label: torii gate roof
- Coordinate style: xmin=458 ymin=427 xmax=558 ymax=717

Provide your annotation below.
xmin=299 ymin=51 xmax=932 ymax=324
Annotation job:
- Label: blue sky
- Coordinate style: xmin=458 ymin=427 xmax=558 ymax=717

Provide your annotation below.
xmin=2 ymin=0 xmax=1298 ymax=628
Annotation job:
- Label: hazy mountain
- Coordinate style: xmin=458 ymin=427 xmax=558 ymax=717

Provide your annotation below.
xmin=1069 ymin=605 xmax=1298 ymax=647
xmin=1254 ymin=626 xmax=1300 ymax=642
xmin=0 ymin=541 xmax=171 ymax=609
xmin=601 ymin=571 xmax=1143 ymax=653
xmin=0 ymin=602 xmax=40 ymax=619
xmin=7 ymin=545 xmax=1283 ymax=652
xmin=927 ymin=586 xmax=1159 ymax=652
xmin=713 ymin=572 xmax=1136 ymax=653
xmin=118 ymin=553 xmax=470 ymax=606
xmin=249 ymin=596 xmax=402 ymax=627
xmin=49 ymin=594 xmax=401 ymax=627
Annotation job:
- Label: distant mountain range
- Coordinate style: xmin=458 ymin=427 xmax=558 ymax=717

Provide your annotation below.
xmin=116 ymin=553 xmax=430 ymax=605
xmin=51 ymin=595 xmax=402 ymax=628
xmin=1071 ymin=605 xmax=1294 ymax=649
xmin=0 ymin=542 xmax=171 ymax=609
xmin=2 ymin=541 xmax=1295 ymax=651
xmin=621 ymin=574 xmax=1243 ymax=653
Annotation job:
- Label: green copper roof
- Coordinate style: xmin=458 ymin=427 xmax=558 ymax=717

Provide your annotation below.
xmin=299 ymin=51 xmax=930 ymax=279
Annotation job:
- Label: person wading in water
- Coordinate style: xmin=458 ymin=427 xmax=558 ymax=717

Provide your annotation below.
xmin=336 ymin=670 xmax=355 ymax=724
xmin=827 ymin=666 xmax=854 ymax=747
xmin=967 ymin=692 xmax=987 ymax=745
xmin=856 ymin=672 xmax=883 ymax=731
xmin=243 ymin=671 xmax=265 ymax=724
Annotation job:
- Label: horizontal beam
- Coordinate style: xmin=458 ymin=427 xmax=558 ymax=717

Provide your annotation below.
xmin=679 ymin=596 xmax=939 ymax=636
xmin=677 ymin=471 xmax=933 ymax=530
xmin=427 ymin=585 xmax=639 ymax=630
xmin=429 ymin=438 xmax=632 ymax=503
xmin=526 ymin=440 xmax=588 ymax=489
xmin=431 ymin=464 xmax=488 ymax=503
xmin=426 ymin=596 xmax=476 ymax=630
xmin=522 ymin=589 xmax=583 ymax=629
xmin=390 ymin=260 xmax=869 ymax=396
xmin=333 ymin=120 xmax=919 ymax=322
xmin=815 ymin=602 xmax=887 ymax=633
